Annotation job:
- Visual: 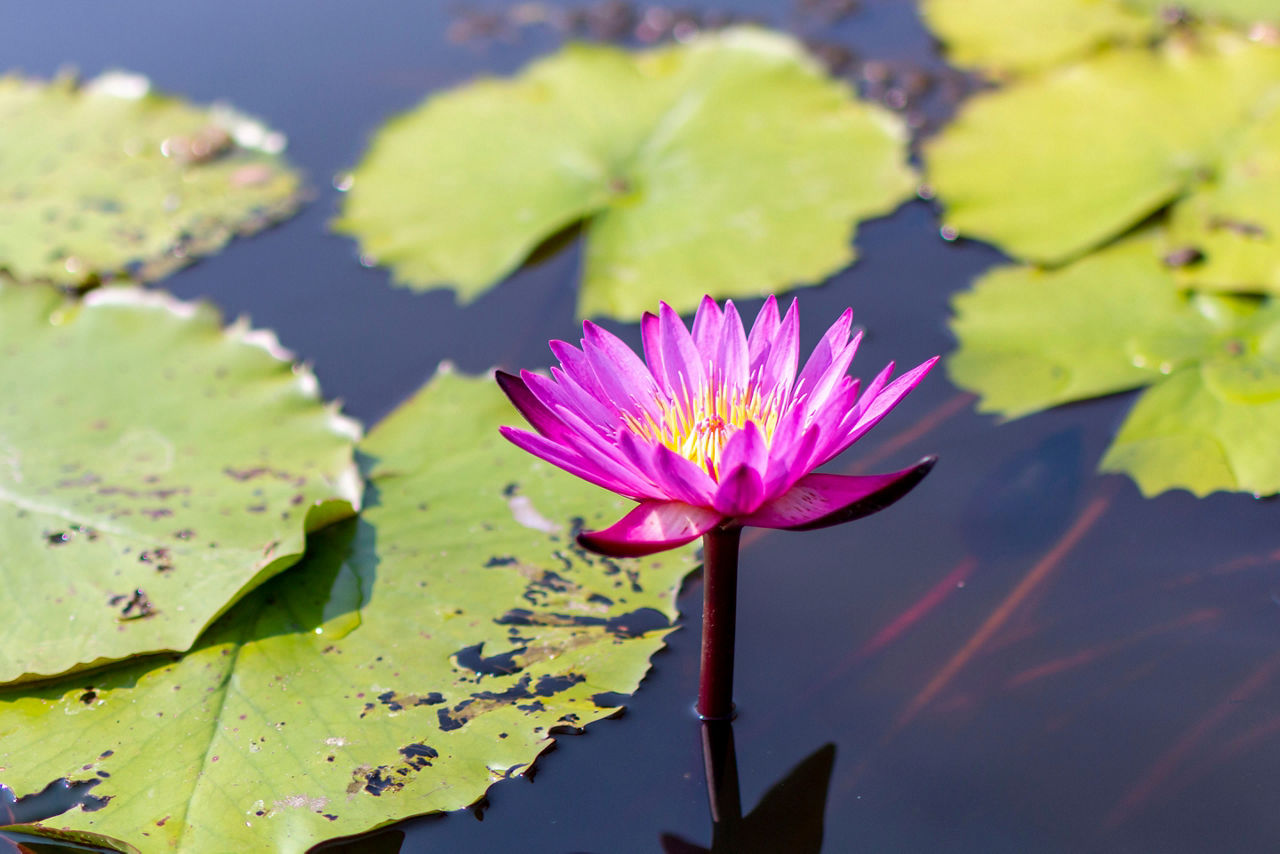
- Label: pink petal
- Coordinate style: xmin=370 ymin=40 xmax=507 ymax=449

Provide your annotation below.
xmin=747 ymin=295 xmax=780 ymax=373
xmin=652 ymin=443 xmax=718 ymax=505
xmin=713 ymin=422 xmax=769 ymax=515
xmin=824 ymin=356 xmax=939 ymax=463
xmin=760 ymin=298 xmax=799 ymax=398
xmin=713 ymin=463 xmax=766 ymax=516
xmin=796 ymin=308 xmax=853 ymax=394
xmin=545 ymin=366 xmax=615 ymax=426
xmin=657 ymin=302 xmax=706 ymax=402
xmin=615 ymin=432 xmax=715 ymax=506
xmin=718 ymin=420 xmax=768 ymax=476
xmin=739 ymin=458 xmax=936 ymax=530
xmin=578 ymin=501 xmax=723 ymax=557
xmin=762 ymin=423 xmax=821 ymax=497
xmin=715 ymin=300 xmax=749 ymax=391
xmin=691 ymin=295 xmax=724 ymax=360
xmin=640 ymin=311 xmax=666 ymax=385
xmin=495 ymin=371 xmax=573 ymax=444
xmin=499 ymin=426 xmax=646 ymax=499
xmin=582 ymin=321 xmax=662 ymax=418
xmin=549 ymin=339 xmax=608 ymax=403
xmin=801 ymin=332 xmax=862 ymax=416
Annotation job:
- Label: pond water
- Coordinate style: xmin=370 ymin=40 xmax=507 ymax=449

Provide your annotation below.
xmin=7 ymin=1 xmax=1280 ymax=852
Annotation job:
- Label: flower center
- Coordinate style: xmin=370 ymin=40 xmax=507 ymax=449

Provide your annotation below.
xmin=622 ymin=380 xmax=782 ymax=480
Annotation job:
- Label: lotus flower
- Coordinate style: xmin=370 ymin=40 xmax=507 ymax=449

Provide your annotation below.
xmin=497 ymin=296 xmax=937 ymax=558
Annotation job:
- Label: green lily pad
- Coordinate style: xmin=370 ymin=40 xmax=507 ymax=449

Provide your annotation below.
xmin=950 ymin=236 xmax=1280 ymax=495
xmin=0 ymin=283 xmax=360 ymax=684
xmin=333 ymin=27 xmax=915 ymax=319
xmin=1165 ymin=100 xmax=1280 ymax=292
xmin=1122 ymin=0 xmax=1280 ymax=25
xmin=925 ymin=31 xmax=1280 ymax=264
xmin=0 ymin=371 xmax=699 ymax=853
xmin=0 ymin=71 xmax=303 ymax=286
xmin=920 ymin=0 xmax=1156 ymax=75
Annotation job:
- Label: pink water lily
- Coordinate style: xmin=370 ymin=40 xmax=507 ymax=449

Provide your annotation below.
xmin=497 ymin=296 xmax=937 ymax=557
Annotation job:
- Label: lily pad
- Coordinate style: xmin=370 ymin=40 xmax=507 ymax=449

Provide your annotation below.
xmin=0 ymin=371 xmax=699 ymax=852
xmin=0 ymin=282 xmax=361 ymax=684
xmin=334 ymin=27 xmax=915 ymax=319
xmin=920 ymin=0 xmax=1156 ymax=75
xmin=1165 ymin=100 xmax=1280 ymax=292
xmin=924 ymin=31 xmax=1280 ymax=264
xmin=0 ymin=71 xmax=303 ymax=286
xmin=1122 ymin=0 xmax=1280 ymax=25
xmin=950 ymin=236 xmax=1280 ymax=495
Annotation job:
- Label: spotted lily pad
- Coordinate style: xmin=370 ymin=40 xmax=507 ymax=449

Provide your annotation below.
xmin=1122 ymin=0 xmax=1280 ymax=25
xmin=925 ymin=31 xmax=1280 ymax=264
xmin=950 ymin=236 xmax=1280 ymax=495
xmin=920 ymin=0 xmax=1156 ymax=75
xmin=0 ymin=283 xmax=361 ymax=683
xmin=0 ymin=71 xmax=302 ymax=286
xmin=1165 ymin=100 xmax=1280 ymax=292
xmin=333 ymin=26 xmax=914 ymax=319
xmin=0 ymin=370 xmax=699 ymax=852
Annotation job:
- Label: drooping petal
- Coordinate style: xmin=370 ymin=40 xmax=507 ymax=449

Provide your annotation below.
xmin=582 ymin=321 xmax=663 ymax=418
xmin=691 ymin=295 xmax=724 ymax=361
xmin=495 ymin=371 xmax=574 ymax=444
xmin=499 ymin=426 xmax=647 ymax=499
xmin=739 ymin=458 xmax=936 ymax=531
xmin=715 ymin=300 xmax=749 ymax=391
xmin=578 ymin=500 xmax=723 ymax=557
xmin=747 ymin=295 xmax=780 ymax=373
xmin=657 ymin=302 xmax=706 ymax=402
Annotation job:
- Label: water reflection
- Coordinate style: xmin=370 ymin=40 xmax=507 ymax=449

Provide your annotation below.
xmin=661 ymin=722 xmax=835 ymax=854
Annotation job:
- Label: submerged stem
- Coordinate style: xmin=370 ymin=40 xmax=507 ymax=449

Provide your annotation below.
xmin=697 ymin=525 xmax=742 ymax=721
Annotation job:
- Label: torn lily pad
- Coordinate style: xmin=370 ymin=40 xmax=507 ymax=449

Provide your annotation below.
xmin=334 ymin=27 xmax=914 ymax=319
xmin=921 ymin=0 xmax=1156 ymax=76
xmin=0 ymin=283 xmax=360 ymax=683
xmin=950 ymin=236 xmax=1280 ymax=496
xmin=0 ymin=371 xmax=698 ymax=853
xmin=0 ymin=71 xmax=303 ymax=286
xmin=925 ymin=30 xmax=1280 ymax=264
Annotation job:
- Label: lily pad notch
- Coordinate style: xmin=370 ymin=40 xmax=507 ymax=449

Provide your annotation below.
xmin=333 ymin=26 xmax=916 ymax=319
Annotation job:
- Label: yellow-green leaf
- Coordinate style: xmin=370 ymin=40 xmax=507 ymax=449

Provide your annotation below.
xmin=0 ymin=72 xmax=303 ymax=286
xmin=920 ymin=0 xmax=1156 ymax=76
xmin=0 ymin=371 xmax=698 ymax=852
xmin=334 ymin=27 xmax=914 ymax=319
xmin=0 ymin=283 xmax=360 ymax=684
xmin=925 ymin=32 xmax=1280 ymax=264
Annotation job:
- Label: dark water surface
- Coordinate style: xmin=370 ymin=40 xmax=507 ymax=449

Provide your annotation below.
xmin=7 ymin=2 xmax=1280 ymax=852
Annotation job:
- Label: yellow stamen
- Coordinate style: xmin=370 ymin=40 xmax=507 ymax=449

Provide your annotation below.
xmin=622 ymin=377 xmax=782 ymax=480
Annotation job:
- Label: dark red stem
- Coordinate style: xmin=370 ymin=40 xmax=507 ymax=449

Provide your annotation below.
xmin=697 ymin=525 xmax=742 ymax=721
